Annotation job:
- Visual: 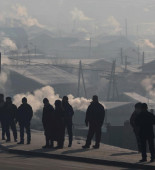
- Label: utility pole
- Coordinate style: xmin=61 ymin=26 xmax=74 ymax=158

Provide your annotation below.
xmin=88 ymin=36 xmax=92 ymax=58
xmin=16 ymin=51 xmax=19 ymax=66
xmin=138 ymin=45 xmax=140 ymax=64
xmin=125 ymin=19 xmax=128 ymax=37
xmin=121 ymin=48 xmax=123 ymax=65
xmin=142 ymin=51 xmax=145 ymax=67
xmin=107 ymin=60 xmax=119 ymax=101
xmin=28 ymin=48 xmax=30 ymax=65
xmin=124 ymin=56 xmax=128 ymax=72
xmin=77 ymin=60 xmax=87 ymax=98
xmin=0 ymin=52 xmax=1 ymax=74
xmin=35 ymin=45 xmax=36 ymax=57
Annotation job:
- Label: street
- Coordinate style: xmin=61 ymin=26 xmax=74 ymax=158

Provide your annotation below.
xmin=0 ymin=150 xmax=139 ymax=170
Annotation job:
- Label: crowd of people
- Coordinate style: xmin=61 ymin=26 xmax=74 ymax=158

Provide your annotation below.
xmin=42 ymin=96 xmax=74 ymax=149
xmin=0 ymin=94 xmax=33 ymax=144
xmin=1 ymin=92 xmax=155 ymax=163
xmin=130 ymin=103 xmax=155 ymax=162
xmin=0 ymin=94 xmax=105 ymax=150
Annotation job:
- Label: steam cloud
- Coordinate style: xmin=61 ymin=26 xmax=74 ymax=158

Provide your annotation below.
xmin=0 ymin=4 xmax=45 ymax=28
xmin=103 ymin=16 xmax=122 ymax=35
xmin=144 ymin=39 xmax=155 ymax=48
xmin=12 ymin=4 xmax=45 ymax=28
xmin=1 ymin=37 xmax=17 ymax=51
xmin=141 ymin=76 xmax=155 ymax=99
xmin=71 ymin=8 xmax=93 ymax=21
xmin=0 ymin=72 xmax=8 ymax=89
xmin=13 ymin=86 xmax=94 ymax=117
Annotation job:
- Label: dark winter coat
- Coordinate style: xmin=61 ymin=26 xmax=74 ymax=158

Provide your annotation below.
xmin=130 ymin=111 xmax=140 ymax=134
xmin=62 ymin=102 xmax=74 ymax=122
xmin=0 ymin=102 xmax=6 ymax=121
xmin=85 ymin=102 xmax=105 ymax=126
xmin=17 ymin=104 xmax=33 ymax=125
xmin=5 ymin=104 xmax=17 ymax=123
xmin=135 ymin=111 xmax=155 ymax=138
xmin=54 ymin=107 xmax=65 ymax=141
xmin=42 ymin=104 xmax=55 ymax=139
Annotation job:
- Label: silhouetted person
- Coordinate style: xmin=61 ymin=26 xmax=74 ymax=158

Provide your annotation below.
xmin=82 ymin=95 xmax=105 ymax=149
xmin=54 ymin=100 xmax=65 ymax=149
xmin=5 ymin=97 xmax=18 ymax=142
xmin=42 ymin=98 xmax=55 ymax=149
xmin=62 ymin=96 xmax=74 ymax=147
xmin=16 ymin=97 xmax=33 ymax=144
xmin=0 ymin=94 xmax=6 ymax=140
xmin=130 ymin=102 xmax=142 ymax=152
xmin=136 ymin=103 xmax=155 ymax=162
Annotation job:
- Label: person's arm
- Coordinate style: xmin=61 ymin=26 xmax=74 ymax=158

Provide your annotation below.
xmin=100 ymin=106 xmax=105 ymax=125
xmin=29 ymin=105 xmax=33 ymax=121
xmin=71 ymin=106 xmax=74 ymax=116
xmin=13 ymin=105 xmax=18 ymax=121
xmin=85 ymin=105 xmax=91 ymax=126
xmin=16 ymin=107 xmax=20 ymax=123
xmin=42 ymin=109 xmax=46 ymax=129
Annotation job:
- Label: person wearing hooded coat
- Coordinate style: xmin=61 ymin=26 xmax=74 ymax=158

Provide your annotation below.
xmin=130 ymin=102 xmax=142 ymax=152
xmin=136 ymin=103 xmax=155 ymax=162
xmin=82 ymin=95 xmax=105 ymax=149
xmin=16 ymin=97 xmax=33 ymax=144
xmin=5 ymin=97 xmax=18 ymax=142
xmin=54 ymin=100 xmax=65 ymax=149
xmin=42 ymin=98 xmax=55 ymax=148
xmin=0 ymin=94 xmax=6 ymax=140
xmin=62 ymin=96 xmax=74 ymax=147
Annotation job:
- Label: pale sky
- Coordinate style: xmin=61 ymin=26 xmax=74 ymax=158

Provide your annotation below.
xmin=0 ymin=0 xmax=155 ymax=36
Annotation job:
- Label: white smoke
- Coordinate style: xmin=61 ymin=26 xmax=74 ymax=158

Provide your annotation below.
xmin=144 ymin=8 xmax=150 ymax=12
xmin=0 ymin=71 xmax=10 ymax=94
xmin=144 ymin=39 xmax=155 ymax=48
xmin=68 ymin=94 xmax=91 ymax=111
xmin=141 ymin=76 xmax=155 ymax=99
xmin=0 ymin=72 xmax=8 ymax=88
xmin=71 ymin=8 xmax=93 ymax=21
xmin=1 ymin=56 xmax=12 ymax=65
xmin=103 ymin=16 xmax=122 ymax=35
xmin=13 ymin=85 xmax=103 ymax=117
xmin=12 ymin=4 xmax=45 ymax=28
xmin=13 ymin=86 xmax=60 ymax=113
xmin=1 ymin=37 xmax=17 ymax=51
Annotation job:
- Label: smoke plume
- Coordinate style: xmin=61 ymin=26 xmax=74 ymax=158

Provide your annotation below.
xmin=103 ymin=16 xmax=122 ymax=35
xmin=13 ymin=86 xmax=60 ymax=113
xmin=1 ymin=37 xmax=17 ymax=51
xmin=12 ymin=4 xmax=45 ymax=28
xmin=144 ymin=39 xmax=155 ymax=48
xmin=71 ymin=8 xmax=93 ymax=21
xmin=13 ymin=86 xmax=100 ymax=117
xmin=0 ymin=72 xmax=8 ymax=88
xmin=141 ymin=76 xmax=155 ymax=99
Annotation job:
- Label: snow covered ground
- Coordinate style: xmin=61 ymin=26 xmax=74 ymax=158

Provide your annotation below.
xmin=8 ymin=64 xmax=77 ymax=85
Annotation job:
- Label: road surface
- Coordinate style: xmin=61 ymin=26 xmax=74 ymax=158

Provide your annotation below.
xmin=0 ymin=150 xmax=138 ymax=170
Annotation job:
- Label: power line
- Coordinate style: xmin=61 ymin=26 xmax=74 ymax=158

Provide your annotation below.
xmin=8 ymin=57 xmax=123 ymax=73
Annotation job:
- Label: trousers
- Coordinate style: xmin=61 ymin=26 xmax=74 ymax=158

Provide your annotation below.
xmin=19 ymin=122 xmax=31 ymax=142
xmin=86 ymin=122 xmax=102 ymax=147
